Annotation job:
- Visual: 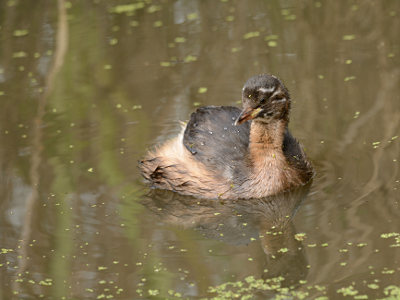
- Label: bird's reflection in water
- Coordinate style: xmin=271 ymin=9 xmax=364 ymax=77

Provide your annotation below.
xmin=141 ymin=183 xmax=311 ymax=288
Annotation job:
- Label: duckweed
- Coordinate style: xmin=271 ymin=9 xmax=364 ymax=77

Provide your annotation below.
xmin=12 ymin=51 xmax=28 ymax=58
xmin=184 ymin=55 xmax=197 ymax=62
xmin=147 ymin=5 xmax=161 ymax=13
xmin=343 ymin=34 xmax=356 ymax=40
xmin=267 ymin=41 xmax=277 ymax=47
xmin=174 ymin=37 xmax=186 ymax=43
xmin=13 ymin=29 xmax=29 ymax=37
xmin=294 ymin=233 xmax=307 ymax=241
xmin=153 ymin=21 xmax=163 ymax=27
xmin=337 ymin=285 xmax=358 ymax=296
xmin=383 ymin=286 xmax=400 ymax=298
xmin=381 ymin=232 xmax=399 ymax=239
xmin=243 ymin=31 xmax=260 ymax=39
xmin=187 ymin=13 xmax=198 ymax=21
xmin=344 ymin=76 xmax=356 ymax=81
xmin=110 ymin=3 xmax=145 ymax=14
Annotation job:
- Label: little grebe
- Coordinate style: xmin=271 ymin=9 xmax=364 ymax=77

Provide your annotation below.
xmin=140 ymin=74 xmax=313 ymax=199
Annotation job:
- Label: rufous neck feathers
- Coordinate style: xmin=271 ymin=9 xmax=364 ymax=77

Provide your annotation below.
xmin=249 ymin=120 xmax=287 ymax=151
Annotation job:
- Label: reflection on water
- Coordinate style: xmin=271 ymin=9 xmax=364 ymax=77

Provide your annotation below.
xmin=143 ymin=184 xmax=311 ymax=290
xmin=0 ymin=0 xmax=400 ymax=299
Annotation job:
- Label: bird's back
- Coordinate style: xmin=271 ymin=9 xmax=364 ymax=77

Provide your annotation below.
xmin=183 ymin=106 xmax=251 ymax=181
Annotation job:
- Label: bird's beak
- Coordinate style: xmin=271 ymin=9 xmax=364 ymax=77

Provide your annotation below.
xmin=235 ymin=107 xmax=263 ymax=126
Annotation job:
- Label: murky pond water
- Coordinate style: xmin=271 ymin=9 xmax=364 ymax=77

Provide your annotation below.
xmin=1 ymin=0 xmax=400 ymax=299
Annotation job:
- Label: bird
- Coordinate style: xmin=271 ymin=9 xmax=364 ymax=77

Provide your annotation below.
xmin=139 ymin=74 xmax=313 ymax=200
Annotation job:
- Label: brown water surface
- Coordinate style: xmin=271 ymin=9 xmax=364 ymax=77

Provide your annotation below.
xmin=0 ymin=0 xmax=399 ymax=299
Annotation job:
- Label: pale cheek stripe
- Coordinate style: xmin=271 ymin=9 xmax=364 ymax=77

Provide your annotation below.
xmin=258 ymin=87 xmax=274 ymax=93
xmin=271 ymin=88 xmax=282 ymax=98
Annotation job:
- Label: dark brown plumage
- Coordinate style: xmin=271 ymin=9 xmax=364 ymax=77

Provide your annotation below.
xmin=139 ymin=74 xmax=313 ymax=199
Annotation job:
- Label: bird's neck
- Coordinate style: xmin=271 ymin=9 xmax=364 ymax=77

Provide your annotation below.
xmin=247 ymin=119 xmax=289 ymax=194
xmin=249 ymin=119 xmax=287 ymax=153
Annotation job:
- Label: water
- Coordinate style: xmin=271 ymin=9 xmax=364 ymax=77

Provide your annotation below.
xmin=1 ymin=0 xmax=399 ymax=299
